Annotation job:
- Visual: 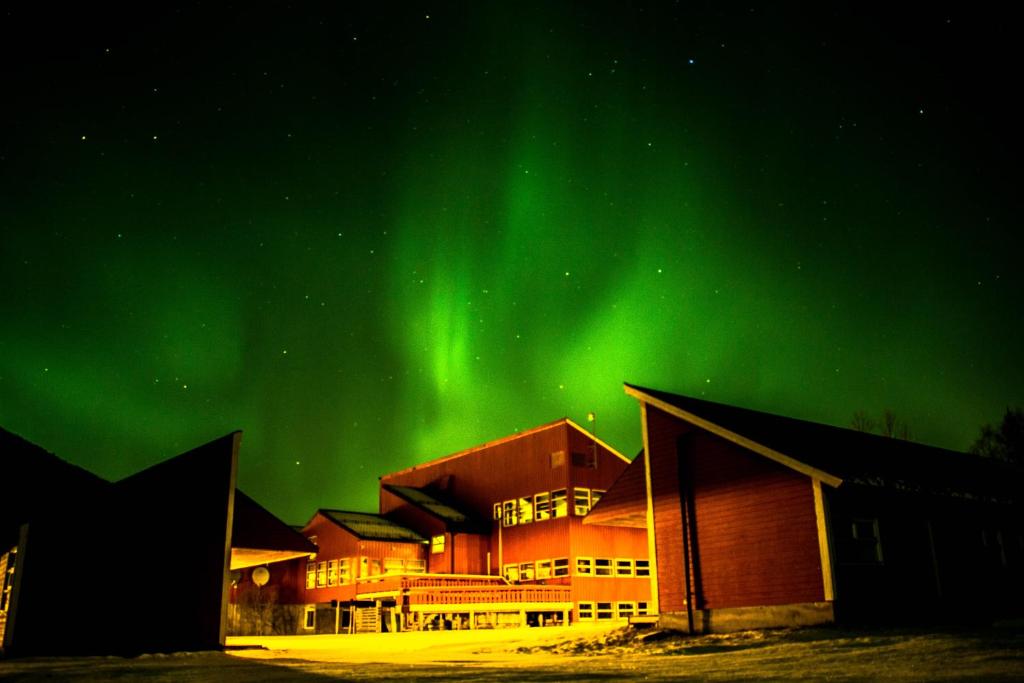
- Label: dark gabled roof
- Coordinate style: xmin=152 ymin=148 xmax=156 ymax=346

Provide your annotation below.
xmin=1 ymin=427 xmax=111 ymax=548
xmin=317 ymin=509 xmax=426 ymax=542
xmin=381 ymin=484 xmax=489 ymax=533
xmin=583 ymin=451 xmax=647 ymax=528
xmin=625 ymin=383 xmax=1023 ymax=503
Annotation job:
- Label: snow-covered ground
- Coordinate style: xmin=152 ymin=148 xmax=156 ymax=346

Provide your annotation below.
xmin=2 ymin=623 xmax=1022 ymax=681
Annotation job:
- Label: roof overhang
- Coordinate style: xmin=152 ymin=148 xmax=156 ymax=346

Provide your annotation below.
xmin=230 ymin=547 xmax=314 ymax=571
xmin=624 ymin=384 xmax=843 ymax=488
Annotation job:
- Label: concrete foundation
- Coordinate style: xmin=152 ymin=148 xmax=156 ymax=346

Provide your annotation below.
xmin=658 ymin=601 xmax=834 ymax=633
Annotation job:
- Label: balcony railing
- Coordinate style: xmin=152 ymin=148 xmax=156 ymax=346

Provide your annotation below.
xmin=407 ymin=584 xmax=572 ymax=606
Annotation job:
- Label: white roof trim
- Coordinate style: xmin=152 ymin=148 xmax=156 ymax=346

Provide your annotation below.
xmin=624 ymin=385 xmax=843 ymax=488
xmin=565 ymin=418 xmax=631 ymax=464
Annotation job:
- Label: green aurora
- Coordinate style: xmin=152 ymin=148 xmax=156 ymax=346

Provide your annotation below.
xmin=1 ymin=5 xmax=1020 ymax=522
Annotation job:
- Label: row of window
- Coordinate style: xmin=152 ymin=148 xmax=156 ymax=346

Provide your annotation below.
xmin=493 ymin=487 xmax=606 ymax=527
xmin=306 ymin=556 xmax=427 ymax=589
xmin=501 ymin=557 xmax=650 ymax=582
xmin=503 ymin=558 xmax=571 ymax=582
xmin=577 ymin=557 xmax=650 ymax=577
xmin=577 ymin=601 xmax=650 ymax=620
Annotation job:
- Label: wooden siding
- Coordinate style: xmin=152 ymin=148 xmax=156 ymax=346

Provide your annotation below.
xmin=301 ymin=512 xmax=427 ymax=604
xmin=646 ymin=406 xmax=690 ymax=613
xmin=645 ymin=405 xmax=825 ymax=612
xmin=380 ymin=422 xmax=572 ymax=520
xmin=683 ymin=430 xmax=823 ymax=609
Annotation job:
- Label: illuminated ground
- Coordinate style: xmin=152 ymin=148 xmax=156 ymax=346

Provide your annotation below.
xmin=1 ymin=624 xmax=1022 ymax=681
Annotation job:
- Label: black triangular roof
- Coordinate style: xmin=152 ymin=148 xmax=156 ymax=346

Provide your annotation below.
xmin=626 ymin=384 xmax=1022 ymax=503
xmin=315 ymin=509 xmax=427 ymax=542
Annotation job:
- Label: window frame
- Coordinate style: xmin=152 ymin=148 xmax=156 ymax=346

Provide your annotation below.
xmin=305 ymin=562 xmax=316 ymax=589
xmin=635 ymin=559 xmax=650 ymax=577
xmin=577 ymin=601 xmax=595 ymax=621
xmin=551 ymin=489 xmax=568 ymax=518
xmin=576 ymin=556 xmax=594 ymax=576
xmin=316 ymin=561 xmax=327 ymax=588
xmin=615 ymin=558 xmax=634 ymax=577
xmin=303 ymin=605 xmax=316 ymax=630
xmin=536 ymin=559 xmax=552 ymax=579
xmin=594 ymin=558 xmax=612 ymax=577
xmin=431 ymin=534 xmax=446 ymax=554
xmin=595 ymin=602 xmax=614 ymax=620
xmin=573 ymin=487 xmax=591 ymax=516
xmin=534 ymin=491 xmax=551 ymax=521
xmin=553 ymin=557 xmax=570 ymax=577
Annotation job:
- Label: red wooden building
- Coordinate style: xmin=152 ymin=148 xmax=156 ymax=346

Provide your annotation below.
xmin=247 ymin=418 xmax=653 ymax=634
xmin=587 ymin=384 xmax=1024 ymax=632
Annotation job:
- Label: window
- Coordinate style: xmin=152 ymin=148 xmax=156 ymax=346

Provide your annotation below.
xmin=503 ymin=500 xmax=518 ymax=527
xmin=591 ymin=490 xmax=605 ymax=507
xmin=637 ymin=602 xmax=650 ymax=616
xmin=407 ymin=558 xmax=426 ymax=573
xmin=850 ymin=518 xmax=883 ymax=563
xmin=553 ymin=558 xmax=569 ymax=577
xmin=327 ymin=559 xmax=338 ymax=586
xmin=316 ymin=561 xmax=327 ymax=588
xmin=504 ymin=564 xmax=520 ymax=582
xmin=615 ymin=558 xmax=634 ymax=577
xmin=431 ymin=535 xmax=446 ymax=554
xmin=536 ymin=559 xmax=552 ymax=579
xmin=572 ymin=451 xmax=597 ymax=468
xmin=534 ymin=492 xmax=551 ymax=521
xmin=551 ymin=489 xmax=568 ymax=518
xmin=338 ymin=558 xmax=351 ymax=584
xmin=617 ymin=602 xmax=636 ymax=618
xmin=573 ymin=488 xmax=591 ymax=516
xmin=367 ymin=558 xmax=382 ymax=577
xmin=1 ymin=549 xmax=16 ymax=613
xmin=493 ymin=503 xmax=502 ymax=521
xmin=520 ymin=561 xmax=536 ymax=581
xmin=306 ymin=562 xmax=316 ymax=589
xmin=635 ymin=559 xmax=650 ymax=577
xmin=594 ymin=558 xmax=612 ymax=576
xmin=384 ymin=558 xmax=405 ymax=574
xmin=576 ymin=557 xmax=594 ymax=576
xmin=577 ymin=602 xmax=595 ymax=621
xmin=518 ymin=497 xmax=534 ymax=524
xmin=303 ymin=605 xmax=316 ymax=630
xmin=596 ymin=602 xmax=614 ymax=620
xmin=550 ymin=450 xmax=566 ymax=468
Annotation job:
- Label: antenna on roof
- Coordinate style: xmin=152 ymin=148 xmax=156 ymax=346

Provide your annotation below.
xmin=587 ymin=412 xmax=597 ymax=463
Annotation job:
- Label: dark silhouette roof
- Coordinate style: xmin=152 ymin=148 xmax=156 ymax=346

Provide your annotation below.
xmin=626 ymin=384 xmax=1022 ymax=503
xmin=0 ymin=427 xmax=110 ymax=548
xmin=317 ymin=509 xmax=427 ymax=542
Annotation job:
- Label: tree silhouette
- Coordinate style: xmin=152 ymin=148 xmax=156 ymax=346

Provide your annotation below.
xmin=851 ymin=409 xmax=911 ymax=439
xmin=970 ymin=407 xmax=1024 ymax=465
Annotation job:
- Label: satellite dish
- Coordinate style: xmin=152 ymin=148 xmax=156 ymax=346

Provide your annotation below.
xmin=252 ymin=566 xmax=270 ymax=586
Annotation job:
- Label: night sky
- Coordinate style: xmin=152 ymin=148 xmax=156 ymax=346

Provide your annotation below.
xmin=2 ymin=4 xmax=1021 ymax=524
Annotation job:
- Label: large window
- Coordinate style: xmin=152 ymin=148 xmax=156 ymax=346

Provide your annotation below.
xmin=407 ymin=558 xmax=426 ymax=573
xmin=615 ymin=558 xmax=634 ymax=577
xmin=316 ymin=561 xmax=327 ymax=587
xmin=551 ymin=489 xmax=568 ymax=518
xmin=504 ymin=564 xmax=520 ymax=582
xmin=493 ymin=503 xmax=502 ymax=521
xmin=338 ymin=558 xmax=351 ymax=584
xmin=503 ymin=500 xmax=518 ymax=527
xmin=596 ymin=602 xmax=614 ymax=620
xmin=518 ymin=497 xmax=534 ymax=524
xmin=594 ymin=558 xmax=612 ymax=576
xmin=553 ymin=558 xmax=570 ymax=577
xmin=577 ymin=602 xmax=594 ymax=621
xmin=431 ymin=535 xmax=446 ymax=554
xmin=617 ymin=602 xmax=636 ymax=618
xmin=635 ymin=559 xmax=650 ymax=577
xmin=327 ymin=559 xmax=338 ymax=586
xmin=534 ymin=492 xmax=551 ymax=521
xmin=384 ymin=558 xmax=405 ymax=574
xmin=850 ymin=518 xmax=883 ymax=563
xmin=303 ymin=605 xmax=316 ymax=630
xmin=576 ymin=557 xmax=594 ymax=576
xmin=519 ymin=562 xmax=536 ymax=581
xmin=573 ymin=488 xmax=591 ymax=516
xmin=536 ymin=559 xmax=552 ymax=579
xmin=305 ymin=562 xmax=316 ymax=589
xmin=637 ymin=602 xmax=650 ymax=616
